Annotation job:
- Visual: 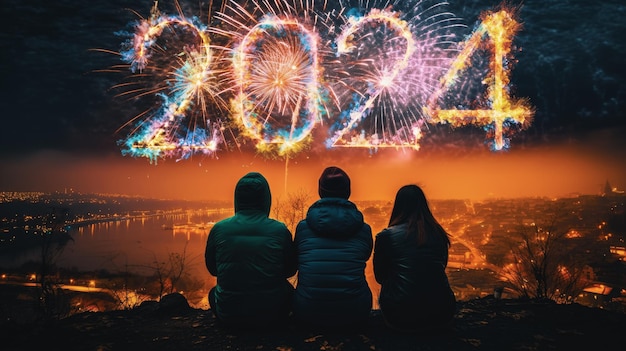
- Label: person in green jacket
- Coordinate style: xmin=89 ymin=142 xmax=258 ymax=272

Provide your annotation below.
xmin=205 ymin=172 xmax=297 ymax=328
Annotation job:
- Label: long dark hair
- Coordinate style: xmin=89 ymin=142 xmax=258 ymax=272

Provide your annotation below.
xmin=388 ymin=185 xmax=450 ymax=247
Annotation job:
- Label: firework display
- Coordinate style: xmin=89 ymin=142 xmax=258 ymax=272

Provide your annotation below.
xmin=230 ymin=15 xmax=323 ymax=157
xmin=108 ymin=0 xmax=533 ymax=162
xmin=424 ymin=7 xmax=534 ymax=151
xmin=327 ymin=8 xmax=419 ymax=150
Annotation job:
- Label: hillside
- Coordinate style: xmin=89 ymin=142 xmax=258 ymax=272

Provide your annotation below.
xmin=4 ymin=293 xmax=625 ymax=351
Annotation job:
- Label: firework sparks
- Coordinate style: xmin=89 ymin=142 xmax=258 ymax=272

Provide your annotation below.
xmin=424 ymin=5 xmax=534 ymax=151
xmin=322 ymin=1 xmax=464 ymax=151
xmin=102 ymin=0 xmax=532 ymax=162
xmin=229 ymin=14 xmax=325 ymax=157
xmin=326 ymin=8 xmax=418 ymax=150
xmin=112 ymin=1 xmax=231 ymax=163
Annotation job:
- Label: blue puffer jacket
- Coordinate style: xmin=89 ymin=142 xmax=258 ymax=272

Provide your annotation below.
xmin=293 ymin=197 xmax=373 ymax=327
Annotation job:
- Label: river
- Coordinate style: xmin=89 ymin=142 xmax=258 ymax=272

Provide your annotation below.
xmin=2 ymin=209 xmax=232 ymax=279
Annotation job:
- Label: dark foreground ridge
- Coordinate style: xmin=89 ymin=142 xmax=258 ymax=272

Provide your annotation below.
xmin=4 ymin=293 xmax=626 ymax=351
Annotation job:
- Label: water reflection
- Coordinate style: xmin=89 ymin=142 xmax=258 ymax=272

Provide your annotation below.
xmin=50 ymin=209 xmax=232 ymax=278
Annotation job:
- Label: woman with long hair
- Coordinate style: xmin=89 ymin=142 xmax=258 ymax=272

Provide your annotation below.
xmin=373 ymin=184 xmax=456 ymax=332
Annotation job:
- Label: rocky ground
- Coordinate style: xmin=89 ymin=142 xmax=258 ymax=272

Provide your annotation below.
xmin=3 ymin=292 xmax=626 ymax=351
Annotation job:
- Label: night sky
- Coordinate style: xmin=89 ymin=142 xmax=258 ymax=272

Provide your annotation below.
xmin=1 ymin=0 xmax=625 ymax=201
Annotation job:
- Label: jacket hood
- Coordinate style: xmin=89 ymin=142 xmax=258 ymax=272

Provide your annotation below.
xmin=305 ymin=198 xmax=364 ymax=238
xmin=234 ymin=172 xmax=271 ymax=215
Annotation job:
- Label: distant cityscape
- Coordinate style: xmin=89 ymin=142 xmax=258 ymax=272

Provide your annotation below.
xmin=1 ymin=184 xmax=625 ymax=312
xmin=0 ymin=190 xmax=226 ymax=237
xmin=359 ymin=183 xmax=626 ymax=308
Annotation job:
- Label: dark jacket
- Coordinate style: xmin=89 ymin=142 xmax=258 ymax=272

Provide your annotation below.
xmin=205 ymin=172 xmax=296 ymax=326
xmin=374 ymin=223 xmax=456 ymax=329
xmin=293 ymin=197 xmax=373 ymax=327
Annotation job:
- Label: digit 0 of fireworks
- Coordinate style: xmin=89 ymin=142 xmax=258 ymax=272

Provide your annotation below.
xmin=104 ymin=0 xmax=534 ymax=163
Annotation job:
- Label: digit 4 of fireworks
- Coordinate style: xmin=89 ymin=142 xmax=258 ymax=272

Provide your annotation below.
xmin=423 ymin=6 xmax=534 ymax=151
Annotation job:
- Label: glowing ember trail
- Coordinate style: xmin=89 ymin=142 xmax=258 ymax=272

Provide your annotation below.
xmin=424 ymin=6 xmax=534 ymax=151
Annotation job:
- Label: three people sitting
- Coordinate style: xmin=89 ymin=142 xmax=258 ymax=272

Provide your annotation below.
xmin=205 ymin=167 xmax=455 ymax=331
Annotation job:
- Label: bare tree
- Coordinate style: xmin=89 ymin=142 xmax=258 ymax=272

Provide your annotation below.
xmin=272 ymin=188 xmax=313 ymax=287
xmin=500 ymin=208 xmax=590 ymax=301
xmin=106 ymin=264 xmax=151 ymax=310
xmin=146 ymin=242 xmax=200 ymax=300
xmin=101 ymin=242 xmax=202 ymax=310
xmin=272 ymin=188 xmax=313 ymax=233
xmin=36 ymin=207 xmax=73 ymax=320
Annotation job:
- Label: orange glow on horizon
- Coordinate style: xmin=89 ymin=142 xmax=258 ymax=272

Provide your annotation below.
xmin=3 ymin=134 xmax=625 ymax=205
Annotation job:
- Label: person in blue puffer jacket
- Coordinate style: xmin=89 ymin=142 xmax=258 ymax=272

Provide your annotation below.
xmin=292 ymin=166 xmax=373 ymax=329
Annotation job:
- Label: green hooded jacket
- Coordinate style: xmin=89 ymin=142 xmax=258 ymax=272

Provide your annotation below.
xmin=205 ymin=172 xmax=296 ymax=325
